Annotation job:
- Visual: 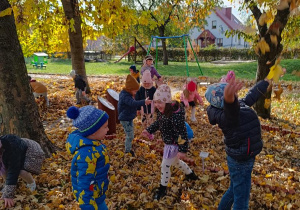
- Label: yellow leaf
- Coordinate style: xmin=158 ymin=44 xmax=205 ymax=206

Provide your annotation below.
xmin=265 ymin=193 xmax=273 ymax=200
xmin=110 ymin=174 xmax=116 ymax=182
xmin=0 ymin=8 xmax=12 ymax=17
xmin=270 ymin=35 xmax=278 ymax=46
xmin=264 ymin=99 xmax=271 ymax=109
xmin=265 ymin=174 xmax=273 ymax=178
xmin=267 ymin=64 xmax=284 ymax=82
xmin=70 ymin=18 xmax=76 ymax=33
xmin=202 ymin=204 xmax=210 ymax=209
xmin=258 ymin=13 xmax=267 ymax=26
xmin=257 ymin=38 xmax=270 ymax=55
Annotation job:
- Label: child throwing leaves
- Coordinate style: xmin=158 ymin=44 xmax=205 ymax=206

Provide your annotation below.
xmin=180 ymin=79 xmax=204 ymax=122
xmin=118 ymin=75 xmax=152 ymax=156
xmin=135 ymin=70 xmax=156 ymax=128
xmin=205 ymin=78 xmax=271 ymax=209
xmin=66 ymin=105 xmax=110 ymax=209
xmin=0 ymin=135 xmax=45 ymax=208
xmin=142 ymin=84 xmax=198 ymax=200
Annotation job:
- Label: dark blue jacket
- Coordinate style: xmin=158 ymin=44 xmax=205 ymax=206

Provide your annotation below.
xmin=207 ymin=80 xmax=269 ymax=161
xmin=118 ymin=90 xmax=145 ymax=121
xmin=66 ymin=130 xmax=110 ymax=209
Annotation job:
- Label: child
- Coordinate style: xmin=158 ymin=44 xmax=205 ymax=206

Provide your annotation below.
xmin=70 ymin=70 xmax=91 ymax=105
xmin=135 ymin=70 xmax=156 ymax=128
xmin=140 ymin=55 xmax=162 ymax=81
xmin=205 ymin=78 xmax=271 ymax=209
xmin=0 ymin=135 xmax=45 ymax=208
xmin=118 ymin=75 xmax=151 ymax=156
xmin=180 ymin=79 xmax=204 ymax=122
xmin=66 ymin=105 xmax=110 ymax=209
xmin=142 ymin=84 xmax=198 ymax=200
xmin=28 ymin=76 xmax=50 ymax=106
xmin=129 ymin=65 xmax=140 ymax=83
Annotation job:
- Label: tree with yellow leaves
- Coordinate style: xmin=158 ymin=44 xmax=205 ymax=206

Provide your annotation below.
xmin=0 ymin=0 xmax=56 ymax=156
xmin=228 ymin=0 xmax=300 ymax=118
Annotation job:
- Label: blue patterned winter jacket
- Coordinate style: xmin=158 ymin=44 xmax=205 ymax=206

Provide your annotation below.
xmin=66 ymin=130 xmax=110 ymax=209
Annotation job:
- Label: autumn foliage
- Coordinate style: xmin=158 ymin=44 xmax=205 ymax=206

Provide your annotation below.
xmin=1 ymin=75 xmax=299 ymax=209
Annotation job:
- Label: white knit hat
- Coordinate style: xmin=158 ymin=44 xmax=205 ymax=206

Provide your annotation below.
xmin=153 ymin=84 xmax=172 ymax=103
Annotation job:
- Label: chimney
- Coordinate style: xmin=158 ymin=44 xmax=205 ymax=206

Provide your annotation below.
xmin=225 ymin=7 xmax=232 ymax=20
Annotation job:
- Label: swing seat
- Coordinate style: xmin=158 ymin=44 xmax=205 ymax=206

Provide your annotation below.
xmin=198 ymin=76 xmax=210 ymax=86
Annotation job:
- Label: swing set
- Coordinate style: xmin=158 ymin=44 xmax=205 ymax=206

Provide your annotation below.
xmin=146 ymin=34 xmax=203 ymax=77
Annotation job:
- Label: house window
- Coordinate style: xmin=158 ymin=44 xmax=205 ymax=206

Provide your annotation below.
xmin=217 ymin=38 xmax=223 ymax=47
xmin=212 ymin=21 xmax=217 ymax=29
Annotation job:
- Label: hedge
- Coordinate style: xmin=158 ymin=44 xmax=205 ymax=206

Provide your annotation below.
xmin=129 ymin=48 xmax=300 ymax=62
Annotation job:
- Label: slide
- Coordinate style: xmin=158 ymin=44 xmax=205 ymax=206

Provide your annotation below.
xmin=114 ymin=46 xmax=135 ymax=63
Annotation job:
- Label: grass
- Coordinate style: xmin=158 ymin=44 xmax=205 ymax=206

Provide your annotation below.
xmin=27 ymin=59 xmax=300 ymax=81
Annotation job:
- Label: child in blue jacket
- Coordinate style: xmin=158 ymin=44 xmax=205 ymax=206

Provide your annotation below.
xmin=118 ymin=75 xmax=151 ymax=156
xmin=205 ymin=78 xmax=271 ymax=210
xmin=66 ymin=105 xmax=110 ymax=209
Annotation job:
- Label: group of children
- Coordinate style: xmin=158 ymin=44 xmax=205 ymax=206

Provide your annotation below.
xmin=64 ymin=54 xmax=272 ymax=209
xmin=0 ymin=53 xmax=272 ymax=209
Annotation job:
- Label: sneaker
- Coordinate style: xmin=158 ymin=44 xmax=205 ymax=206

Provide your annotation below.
xmin=185 ymin=171 xmax=199 ymax=181
xmin=27 ymin=181 xmax=36 ymax=192
xmin=154 ymin=185 xmax=167 ymax=200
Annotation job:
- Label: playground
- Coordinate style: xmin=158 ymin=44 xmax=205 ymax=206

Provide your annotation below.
xmin=14 ymin=72 xmax=300 ymax=209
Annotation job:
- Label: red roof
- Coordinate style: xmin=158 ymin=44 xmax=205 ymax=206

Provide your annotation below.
xmin=196 ymin=30 xmax=216 ymax=40
xmin=215 ymin=7 xmax=243 ymax=30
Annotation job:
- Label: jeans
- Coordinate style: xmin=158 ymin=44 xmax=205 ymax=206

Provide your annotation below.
xmin=218 ymin=156 xmax=255 ymax=210
xmin=120 ymin=120 xmax=134 ymax=153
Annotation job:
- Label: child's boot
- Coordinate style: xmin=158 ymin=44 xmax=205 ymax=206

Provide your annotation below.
xmin=191 ymin=107 xmax=197 ymax=122
xmin=185 ymin=170 xmax=199 ymax=181
xmin=154 ymin=184 xmax=167 ymax=200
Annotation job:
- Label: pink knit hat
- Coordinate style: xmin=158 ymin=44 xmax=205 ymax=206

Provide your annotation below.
xmin=141 ymin=70 xmax=153 ymax=84
xmin=153 ymin=84 xmax=172 ymax=103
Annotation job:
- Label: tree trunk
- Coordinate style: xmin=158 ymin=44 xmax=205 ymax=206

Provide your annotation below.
xmin=159 ymin=26 xmax=168 ymax=65
xmin=61 ymin=0 xmax=90 ymax=93
xmin=253 ymin=56 xmax=272 ymax=118
xmin=0 ymin=0 xmax=55 ymax=157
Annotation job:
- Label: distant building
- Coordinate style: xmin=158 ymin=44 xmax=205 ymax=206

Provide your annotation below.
xmin=190 ymin=7 xmax=249 ymax=48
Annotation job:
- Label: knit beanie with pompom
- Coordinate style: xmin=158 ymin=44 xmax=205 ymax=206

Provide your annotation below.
xmin=153 ymin=84 xmax=172 ymax=103
xmin=66 ymin=105 xmax=108 ymax=136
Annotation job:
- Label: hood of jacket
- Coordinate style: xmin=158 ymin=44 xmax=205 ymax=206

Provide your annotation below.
xmin=66 ymin=130 xmax=99 ymax=154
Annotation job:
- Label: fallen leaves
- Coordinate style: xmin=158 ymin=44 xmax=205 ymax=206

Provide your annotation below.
xmin=6 ymin=75 xmax=299 ymax=209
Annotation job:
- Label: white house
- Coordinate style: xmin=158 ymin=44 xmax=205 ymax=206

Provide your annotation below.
xmin=190 ymin=7 xmax=249 ymax=48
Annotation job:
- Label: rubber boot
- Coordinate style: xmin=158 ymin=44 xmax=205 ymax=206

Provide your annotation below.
xmin=154 ymin=184 xmax=167 ymax=200
xmin=191 ymin=107 xmax=197 ymax=122
xmin=185 ymin=170 xmax=199 ymax=181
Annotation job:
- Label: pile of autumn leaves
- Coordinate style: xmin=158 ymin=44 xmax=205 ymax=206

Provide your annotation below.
xmin=5 ymin=76 xmax=300 ymax=209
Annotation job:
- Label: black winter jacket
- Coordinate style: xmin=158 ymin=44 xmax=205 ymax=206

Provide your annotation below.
xmin=135 ymin=86 xmax=156 ymax=113
xmin=206 ymin=80 xmax=269 ymax=161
